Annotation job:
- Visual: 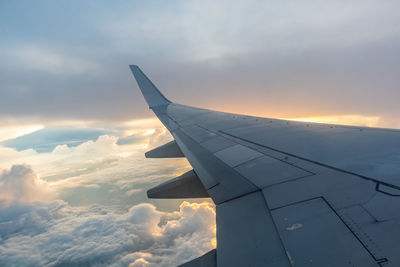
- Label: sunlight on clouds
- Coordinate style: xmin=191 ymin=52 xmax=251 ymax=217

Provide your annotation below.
xmin=129 ymin=258 xmax=150 ymax=267
xmin=122 ymin=118 xmax=165 ymax=137
xmin=211 ymin=224 xmax=217 ymax=249
xmin=0 ymin=164 xmax=55 ymax=206
xmin=0 ymin=118 xmax=214 ymax=265
xmin=123 ymin=118 xmax=163 ymax=128
xmin=1 ymin=133 xmax=145 ymax=182
xmin=0 ymin=146 xmax=36 ymax=165
xmin=0 ymin=197 xmax=215 ymax=266
xmin=143 ymin=129 xmax=157 ymax=136
xmin=286 ymin=114 xmax=381 ymax=127
xmin=41 ymin=132 xmax=189 ymax=191
xmin=0 ymin=117 xmax=191 ymax=209
xmin=47 ymin=119 xmax=100 ymax=127
xmin=0 ymin=124 xmax=44 ymax=142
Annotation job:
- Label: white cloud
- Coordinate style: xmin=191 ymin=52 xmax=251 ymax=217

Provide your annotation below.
xmin=0 ymin=135 xmax=124 ymax=183
xmin=0 ymin=122 xmax=189 ymax=195
xmin=0 ymin=164 xmax=55 ymax=206
xmin=0 ymin=122 xmax=214 ymax=266
xmin=125 ymin=189 xmax=142 ymax=196
xmin=0 ymin=120 xmax=192 ymax=215
xmin=4 ymin=45 xmax=103 ymax=76
xmin=0 ymin=146 xmax=33 ymax=166
xmin=0 ymin=124 xmax=44 ymax=142
xmin=0 ymin=198 xmax=215 ymax=266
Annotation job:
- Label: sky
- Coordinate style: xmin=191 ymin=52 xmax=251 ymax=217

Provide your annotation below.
xmin=1 ymin=1 xmax=400 ymax=266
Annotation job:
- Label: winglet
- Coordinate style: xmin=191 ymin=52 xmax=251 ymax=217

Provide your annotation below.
xmin=129 ymin=65 xmax=171 ymax=107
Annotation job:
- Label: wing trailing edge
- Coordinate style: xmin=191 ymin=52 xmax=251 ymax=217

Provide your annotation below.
xmin=147 ymin=170 xmax=209 ymax=199
xmin=179 ymin=249 xmax=216 ymax=267
xmin=145 ymin=140 xmax=184 ymax=158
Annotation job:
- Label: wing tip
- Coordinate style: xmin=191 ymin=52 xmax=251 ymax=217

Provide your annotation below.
xmin=129 ymin=64 xmax=171 ymax=107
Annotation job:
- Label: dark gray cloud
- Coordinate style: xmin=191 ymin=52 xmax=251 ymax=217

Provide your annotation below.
xmin=1 ymin=0 xmax=400 ymax=124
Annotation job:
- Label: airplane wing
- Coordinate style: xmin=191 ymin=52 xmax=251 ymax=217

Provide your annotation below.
xmin=130 ymin=65 xmax=400 ymax=267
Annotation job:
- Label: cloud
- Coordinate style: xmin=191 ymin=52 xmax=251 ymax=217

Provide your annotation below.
xmin=0 ymin=124 xmax=44 ymax=143
xmin=102 ymin=0 xmax=400 ymax=62
xmin=1 ymin=1 xmax=400 ymax=123
xmin=0 ymin=164 xmax=55 ymax=206
xmin=0 ymin=135 xmax=123 ymax=180
xmin=287 ymin=114 xmax=381 ymax=127
xmin=0 ymin=198 xmax=215 ymax=266
xmin=1 ymin=132 xmax=151 ymax=181
xmin=5 ymin=46 xmax=103 ymax=76
xmin=0 ymin=118 xmax=215 ymax=265
xmin=0 ymin=120 xmax=192 ymax=209
xmin=125 ymin=189 xmax=142 ymax=196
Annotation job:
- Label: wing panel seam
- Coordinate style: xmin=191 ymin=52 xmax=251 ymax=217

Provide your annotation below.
xmin=220 ymin=130 xmax=400 ymax=192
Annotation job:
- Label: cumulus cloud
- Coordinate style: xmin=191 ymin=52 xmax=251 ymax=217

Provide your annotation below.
xmin=0 ymin=121 xmax=214 ymax=266
xmin=45 ymin=133 xmax=187 ymax=193
xmin=0 ymin=124 xmax=187 ymax=186
xmin=0 ymin=200 xmax=216 ymax=266
xmin=0 ymin=120 xmax=191 ymax=209
xmin=0 ymin=135 xmax=125 ymax=184
xmin=0 ymin=164 xmax=55 ymax=206
xmin=125 ymin=189 xmax=142 ymax=196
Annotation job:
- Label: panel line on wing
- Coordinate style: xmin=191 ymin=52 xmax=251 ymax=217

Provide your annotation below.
xmin=219 ymin=130 xmax=400 ymax=192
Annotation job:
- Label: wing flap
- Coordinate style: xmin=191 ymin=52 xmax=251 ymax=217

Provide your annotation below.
xmin=147 ymin=170 xmax=209 ymax=199
xmin=271 ymin=197 xmax=379 ymax=266
xmin=216 ymin=191 xmax=291 ymax=266
xmin=179 ymin=249 xmax=216 ymax=267
xmin=145 ymin=140 xmax=184 ymax=158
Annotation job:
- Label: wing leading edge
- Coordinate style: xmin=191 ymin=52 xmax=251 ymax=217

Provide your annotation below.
xmin=130 ymin=65 xmax=400 ymax=266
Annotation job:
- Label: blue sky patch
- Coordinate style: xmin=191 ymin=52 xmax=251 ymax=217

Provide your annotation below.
xmin=2 ymin=127 xmax=111 ymax=153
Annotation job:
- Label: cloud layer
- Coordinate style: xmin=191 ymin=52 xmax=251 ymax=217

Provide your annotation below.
xmin=0 ymin=164 xmax=54 ymax=206
xmin=0 ymin=120 xmax=215 ymax=266
xmin=0 ymin=120 xmax=194 ymax=210
xmin=0 ymin=198 xmax=216 ymax=266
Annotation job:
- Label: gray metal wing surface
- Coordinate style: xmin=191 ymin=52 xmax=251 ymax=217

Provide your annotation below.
xmin=130 ymin=65 xmax=400 ymax=267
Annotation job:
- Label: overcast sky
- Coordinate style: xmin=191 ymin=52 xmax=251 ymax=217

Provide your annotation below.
xmin=1 ymin=0 xmax=400 ymax=125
